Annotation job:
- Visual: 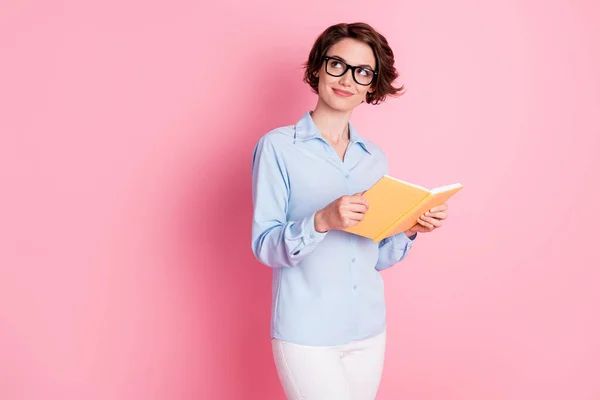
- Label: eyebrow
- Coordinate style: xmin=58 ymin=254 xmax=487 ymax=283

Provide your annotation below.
xmin=328 ymin=55 xmax=375 ymax=70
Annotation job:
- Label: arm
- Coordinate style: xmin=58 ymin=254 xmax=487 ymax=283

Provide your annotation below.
xmin=375 ymin=231 xmax=417 ymax=271
xmin=251 ymin=136 xmax=327 ymax=268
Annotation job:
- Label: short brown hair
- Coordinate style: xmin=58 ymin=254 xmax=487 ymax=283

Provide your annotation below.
xmin=303 ymin=22 xmax=405 ymax=105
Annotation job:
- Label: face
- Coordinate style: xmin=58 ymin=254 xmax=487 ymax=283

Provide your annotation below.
xmin=315 ymin=38 xmax=377 ymax=112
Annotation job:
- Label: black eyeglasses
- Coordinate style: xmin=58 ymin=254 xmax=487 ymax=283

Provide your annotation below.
xmin=323 ymin=56 xmax=377 ymax=86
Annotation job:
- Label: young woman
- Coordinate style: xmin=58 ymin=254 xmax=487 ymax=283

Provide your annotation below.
xmin=251 ymin=22 xmax=449 ymax=400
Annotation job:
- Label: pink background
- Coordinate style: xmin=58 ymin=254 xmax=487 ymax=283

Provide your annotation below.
xmin=1 ymin=0 xmax=599 ymax=399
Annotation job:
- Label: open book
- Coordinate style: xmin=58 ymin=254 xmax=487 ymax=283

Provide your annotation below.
xmin=343 ymin=175 xmax=463 ymax=242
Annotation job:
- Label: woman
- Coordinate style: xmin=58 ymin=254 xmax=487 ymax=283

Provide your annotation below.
xmin=251 ymin=22 xmax=449 ymax=400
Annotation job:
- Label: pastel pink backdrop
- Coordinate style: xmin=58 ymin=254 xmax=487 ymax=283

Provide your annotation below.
xmin=1 ymin=0 xmax=599 ymax=399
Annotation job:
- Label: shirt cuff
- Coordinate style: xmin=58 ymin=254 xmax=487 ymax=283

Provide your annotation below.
xmin=302 ymin=211 xmax=328 ymax=244
xmin=391 ymin=231 xmax=417 ymax=248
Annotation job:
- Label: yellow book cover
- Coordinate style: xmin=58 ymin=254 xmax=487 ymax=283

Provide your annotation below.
xmin=343 ymin=175 xmax=463 ymax=242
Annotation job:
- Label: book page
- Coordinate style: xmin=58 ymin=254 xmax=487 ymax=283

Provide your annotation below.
xmin=383 ymin=175 xmax=431 ymax=193
xmin=430 ymin=183 xmax=463 ymax=195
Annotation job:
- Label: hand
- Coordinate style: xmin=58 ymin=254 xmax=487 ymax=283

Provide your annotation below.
xmin=405 ymin=203 xmax=449 ymax=236
xmin=315 ymin=193 xmax=369 ymax=232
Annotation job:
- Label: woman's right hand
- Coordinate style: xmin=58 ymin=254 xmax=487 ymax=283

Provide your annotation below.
xmin=314 ymin=193 xmax=370 ymax=233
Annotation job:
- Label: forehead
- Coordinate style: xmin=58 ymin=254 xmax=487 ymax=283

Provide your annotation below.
xmin=327 ymin=38 xmax=376 ymax=68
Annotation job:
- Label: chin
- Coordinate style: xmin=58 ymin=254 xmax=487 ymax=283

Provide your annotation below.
xmin=323 ymin=94 xmax=360 ymax=113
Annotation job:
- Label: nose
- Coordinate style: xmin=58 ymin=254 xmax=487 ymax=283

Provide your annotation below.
xmin=339 ymin=69 xmax=353 ymax=87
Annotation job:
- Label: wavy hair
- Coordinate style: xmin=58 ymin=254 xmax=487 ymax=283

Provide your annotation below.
xmin=303 ymin=22 xmax=405 ymax=105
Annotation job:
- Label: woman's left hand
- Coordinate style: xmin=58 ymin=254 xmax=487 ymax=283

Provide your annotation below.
xmin=405 ymin=203 xmax=449 ymax=236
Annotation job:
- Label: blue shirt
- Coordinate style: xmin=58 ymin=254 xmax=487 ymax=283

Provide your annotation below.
xmin=251 ymin=111 xmax=416 ymax=346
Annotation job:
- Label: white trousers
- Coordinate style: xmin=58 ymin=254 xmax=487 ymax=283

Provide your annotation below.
xmin=271 ymin=331 xmax=386 ymax=400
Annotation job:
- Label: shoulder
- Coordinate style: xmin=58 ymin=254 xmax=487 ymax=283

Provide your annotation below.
xmin=253 ymin=125 xmax=296 ymax=154
xmin=251 ymin=124 xmax=297 ymax=169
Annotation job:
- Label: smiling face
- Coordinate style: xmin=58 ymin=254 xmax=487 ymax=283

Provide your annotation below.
xmin=315 ymin=38 xmax=377 ymax=113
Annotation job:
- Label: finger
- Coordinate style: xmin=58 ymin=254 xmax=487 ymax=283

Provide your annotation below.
xmin=424 ymin=211 xmax=447 ymax=220
xmin=423 ymin=216 xmax=442 ymax=227
xmin=342 ymin=217 xmax=360 ymax=228
xmin=349 ymin=195 xmax=369 ymax=208
xmin=347 ymin=204 xmax=368 ymax=214
xmin=417 ymin=218 xmax=434 ymax=229
xmin=408 ymin=221 xmax=424 ymax=232
xmin=429 ymin=203 xmax=448 ymax=213
xmin=420 ymin=216 xmax=442 ymax=228
xmin=347 ymin=211 xmax=366 ymax=221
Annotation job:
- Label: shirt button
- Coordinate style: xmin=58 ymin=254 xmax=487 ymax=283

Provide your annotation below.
xmin=353 ymin=285 xmax=357 ymax=290
xmin=351 ymin=258 xmax=356 ymax=263
xmin=344 ymin=174 xmax=350 ymax=179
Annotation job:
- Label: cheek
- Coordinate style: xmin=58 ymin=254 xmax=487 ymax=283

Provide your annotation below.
xmin=317 ymin=72 xmax=333 ymax=91
xmin=356 ymin=87 xmax=370 ymax=103
xmin=317 ymin=77 xmax=327 ymax=93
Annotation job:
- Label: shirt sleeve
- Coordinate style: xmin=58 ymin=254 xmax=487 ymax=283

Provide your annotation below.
xmin=375 ymin=231 xmax=417 ymax=271
xmin=251 ymin=135 xmax=328 ymax=268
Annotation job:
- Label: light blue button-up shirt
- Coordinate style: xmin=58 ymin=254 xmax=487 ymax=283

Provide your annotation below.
xmin=251 ymin=111 xmax=416 ymax=346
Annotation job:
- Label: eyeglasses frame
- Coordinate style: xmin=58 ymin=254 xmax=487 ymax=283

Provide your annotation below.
xmin=322 ymin=56 xmax=378 ymax=86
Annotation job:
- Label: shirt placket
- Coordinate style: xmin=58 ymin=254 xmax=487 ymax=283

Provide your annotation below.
xmin=342 ymin=144 xmax=361 ymax=336
xmin=322 ymin=139 xmax=361 ymax=337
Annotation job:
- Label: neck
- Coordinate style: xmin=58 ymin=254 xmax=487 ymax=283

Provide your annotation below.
xmin=310 ymin=98 xmax=352 ymax=145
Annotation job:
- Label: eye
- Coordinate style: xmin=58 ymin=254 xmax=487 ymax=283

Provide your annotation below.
xmin=356 ymin=68 xmax=372 ymax=77
xmin=331 ymin=60 xmax=344 ymax=69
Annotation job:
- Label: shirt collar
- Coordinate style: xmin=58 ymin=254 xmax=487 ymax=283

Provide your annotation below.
xmin=294 ymin=111 xmax=373 ymax=154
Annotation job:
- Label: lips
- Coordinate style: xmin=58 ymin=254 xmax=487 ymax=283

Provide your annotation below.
xmin=332 ymin=88 xmax=354 ymax=97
